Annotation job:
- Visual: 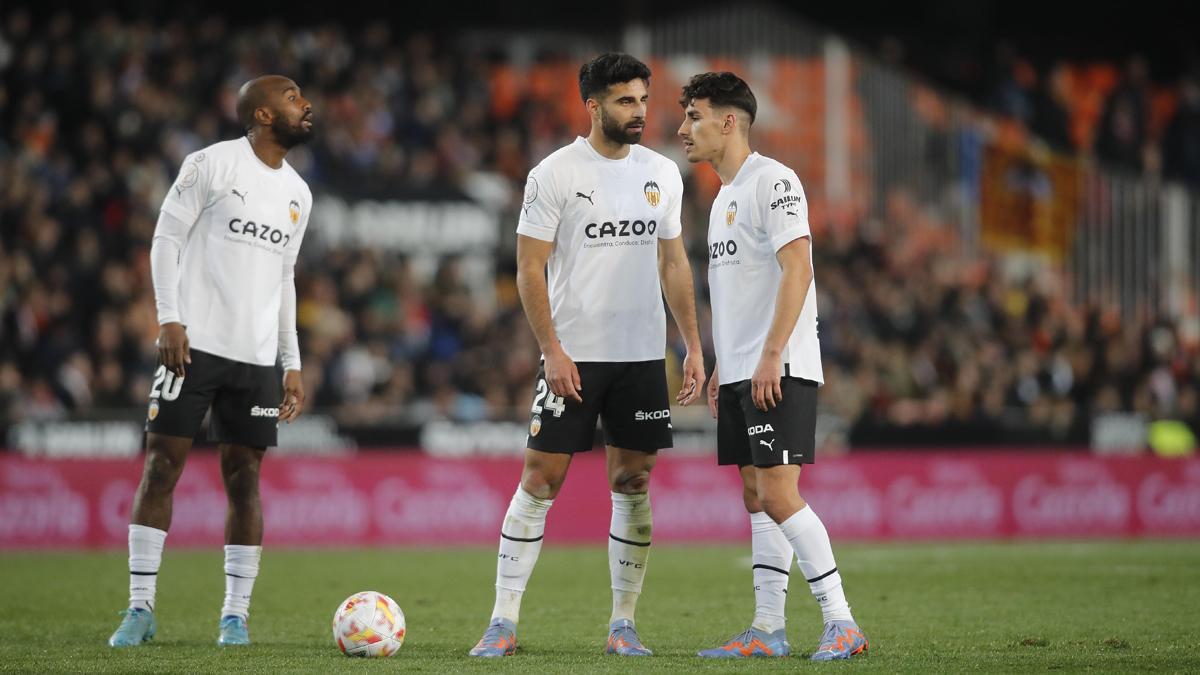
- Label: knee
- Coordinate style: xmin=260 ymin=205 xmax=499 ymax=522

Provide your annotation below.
xmin=757 ymin=489 xmax=789 ymax=523
xmin=742 ymin=486 xmax=763 ymax=513
xmin=521 ymin=467 xmax=565 ymax=500
xmin=141 ymin=444 xmax=184 ymax=492
xmin=609 ymin=469 xmax=650 ymax=495
xmin=222 ymin=455 xmax=263 ymax=503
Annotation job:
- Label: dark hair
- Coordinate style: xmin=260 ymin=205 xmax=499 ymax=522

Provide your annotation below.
xmin=679 ymin=71 xmax=757 ymax=124
xmin=578 ymin=53 xmax=652 ymax=102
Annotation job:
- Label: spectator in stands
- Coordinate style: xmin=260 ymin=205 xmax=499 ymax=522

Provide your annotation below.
xmin=1030 ymin=62 xmax=1073 ymax=152
xmin=1096 ymin=56 xmax=1152 ymax=170
xmin=1164 ymin=76 xmax=1200 ymax=186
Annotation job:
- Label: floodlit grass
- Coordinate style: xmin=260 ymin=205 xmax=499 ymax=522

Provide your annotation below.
xmin=2 ymin=541 xmax=1198 ymax=672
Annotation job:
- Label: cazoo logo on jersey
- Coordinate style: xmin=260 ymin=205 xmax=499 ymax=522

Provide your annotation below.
xmin=228 ymin=218 xmax=292 ymax=248
xmin=585 ymin=219 xmax=658 ymax=238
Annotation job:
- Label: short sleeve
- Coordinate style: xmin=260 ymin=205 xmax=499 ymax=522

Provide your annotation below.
xmin=757 ymin=171 xmax=810 ymax=252
xmin=657 ymin=162 xmax=684 ymax=239
xmin=515 ymin=163 xmax=564 ymax=242
xmin=160 ymin=150 xmax=215 ymax=225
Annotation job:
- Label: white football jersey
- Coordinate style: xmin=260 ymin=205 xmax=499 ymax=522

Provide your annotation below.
xmin=517 ymin=137 xmax=684 ymax=362
xmin=707 ymin=152 xmax=823 ymax=386
xmin=159 ymin=138 xmax=312 ymax=367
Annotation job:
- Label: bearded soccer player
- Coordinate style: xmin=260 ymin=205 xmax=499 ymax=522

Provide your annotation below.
xmin=469 ymin=53 xmax=705 ymax=658
xmin=107 ymin=75 xmax=313 ymax=648
xmin=678 ymin=72 xmax=868 ymax=661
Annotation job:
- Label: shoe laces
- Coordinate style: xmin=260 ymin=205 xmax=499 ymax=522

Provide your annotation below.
xmin=480 ymin=621 xmax=512 ymax=644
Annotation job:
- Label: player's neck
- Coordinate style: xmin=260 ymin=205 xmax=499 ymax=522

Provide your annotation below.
xmin=585 ymin=129 xmax=631 ymax=160
xmin=246 ymin=131 xmax=287 ymax=169
xmin=713 ymin=143 xmax=752 ymax=185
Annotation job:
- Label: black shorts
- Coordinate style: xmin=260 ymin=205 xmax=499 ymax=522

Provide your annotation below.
xmin=526 ymin=360 xmax=672 ymax=454
xmin=144 ymin=349 xmax=282 ymax=448
xmin=717 ymin=377 xmax=818 ymax=467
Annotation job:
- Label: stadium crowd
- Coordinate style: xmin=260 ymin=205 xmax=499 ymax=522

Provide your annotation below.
xmin=2 ymin=9 xmax=1197 ymax=445
xmin=874 ymin=33 xmax=1200 ymax=184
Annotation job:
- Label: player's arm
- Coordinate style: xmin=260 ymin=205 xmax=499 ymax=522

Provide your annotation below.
xmin=657 ymin=236 xmax=705 ymax=405
xmin=152 ymin=153 xmax=212 ymax=377
xmin=751 ymin=236 xmax=813 ymax=411
xmin=278 ymin=274 xmax=304 ymax=423
xmin=516 ymin=234 xmax=582 ymax=403
xmin=150 ymin=212 xmax=193 ymax=377
xmin=707 ymin=362 xmax=720 ymax=419
xmin=278 ymin=196 xmax=309 ymax=423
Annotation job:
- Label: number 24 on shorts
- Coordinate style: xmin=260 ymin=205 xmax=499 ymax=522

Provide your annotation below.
xmin=531 ymin=379 xmax=566 ymax=417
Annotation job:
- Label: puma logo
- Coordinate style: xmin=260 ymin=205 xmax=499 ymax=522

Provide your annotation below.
xmin=759 ymin=439 xmax=776 ymax=452
xmin=232 ymin=188 xmax=248 ymax=204
xmin=575 ymin=190 xmax=594 ymax=205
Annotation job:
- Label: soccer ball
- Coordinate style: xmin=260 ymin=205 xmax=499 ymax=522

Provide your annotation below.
xmin=332 ymin=591 xmax=406 ymax=657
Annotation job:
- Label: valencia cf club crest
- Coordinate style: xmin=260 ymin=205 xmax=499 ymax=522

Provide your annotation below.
xmin=643 ymin=180 xmax=661 ymax=207
xmin=289 ymin=200 xmax=301 ymax=225
xmin=147 ymin=400 xmax=159 ymax=421
xmin=529 ymin=414 xmax=542 ymax=437
xmin=726 ymin=200 xmax=738 ymax=226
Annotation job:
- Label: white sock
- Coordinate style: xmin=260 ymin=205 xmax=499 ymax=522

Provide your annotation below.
xmin=750 ymin=511 xmax=793 ymax=633
xmin=491 ymin=487 xmax=552 ymax=624
xmin=777 ymin=506 xmax=854 ymax=624
xmin=608 ymin=491 xmax=652 ymax=624
xmin=128 ymin=524 xmax=167 ymax=612
xmin=221 ymin=545 xmax=262 ymax=621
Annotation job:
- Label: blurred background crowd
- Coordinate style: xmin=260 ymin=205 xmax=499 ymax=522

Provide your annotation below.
xmin=2 ymin=4 xmax=1198 ymax=448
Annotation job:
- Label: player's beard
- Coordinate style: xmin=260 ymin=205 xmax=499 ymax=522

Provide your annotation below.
xmin=272 ymin=114 xmax=313 ymax=149
xmin=600 ymin=106 xmax=644 ymax=146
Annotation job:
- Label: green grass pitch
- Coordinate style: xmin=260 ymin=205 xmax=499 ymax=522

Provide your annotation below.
xmin=2 ymin=541 xmax=1198 ymax=672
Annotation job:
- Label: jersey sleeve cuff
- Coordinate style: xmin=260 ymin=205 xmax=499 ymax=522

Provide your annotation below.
xmin=516 ymin=222 xmax=556 ymax=242
xmin=770 ymin=227 xmax=809 ymax=253
xmin=657 ymin=221 xmax=683 ymax=239
xmin=160 ymin=201 xmax=197 ymax=226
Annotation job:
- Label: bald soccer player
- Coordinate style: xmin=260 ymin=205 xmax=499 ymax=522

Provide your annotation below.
xmin=108 ymin=75 xmax=314 ymax=648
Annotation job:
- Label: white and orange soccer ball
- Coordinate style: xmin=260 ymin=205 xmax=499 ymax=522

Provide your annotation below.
xmin=331 ymin=591 xmax=406 ymax=657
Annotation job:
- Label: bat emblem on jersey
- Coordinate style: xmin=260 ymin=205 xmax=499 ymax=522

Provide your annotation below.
xmin=232 ymin=188 xmax=248 ymax=204
xmin=726 ymin=200 xmax=738 ymax=226
xmin=643 ymin=181 xmax=661 ymax=207
xmin=759 ymin=439 xmax=776 ymax=451
xmin=575 ymin=190 xmax=594 ymax=205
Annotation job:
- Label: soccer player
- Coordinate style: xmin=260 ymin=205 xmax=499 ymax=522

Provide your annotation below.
xmin=107 ymin=75 xmax=313 ymax=648
xmin=678 ymin=72 xmax=868 ymax=661
xmin=469 ymin=53 xmax=705 ymax=658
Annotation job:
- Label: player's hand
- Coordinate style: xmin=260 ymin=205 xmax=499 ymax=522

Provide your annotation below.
xmin=279 ymin=369 xmax=305 ymax=423
xmin=707 ymin=363 xmax=720 ymax=419
xmin=156 ymin=322 xmax=190 ymax=378
xmin=677 ymin=350 xmax=705 ymax=405
xmin=544 ymin=345 xmax=583 ymax=404
xmin=751 ymin=353 xmax=783 ymax=412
